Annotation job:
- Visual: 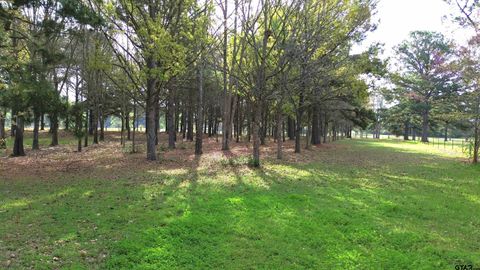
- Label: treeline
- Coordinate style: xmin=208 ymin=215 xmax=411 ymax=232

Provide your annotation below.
xmin=0 ymin=0 xmax=383 ymax=166
xmin=371 ymin=0 xmax=480 ymax=164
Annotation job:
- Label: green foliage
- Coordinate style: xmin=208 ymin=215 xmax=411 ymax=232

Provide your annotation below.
xmin=391 ymin=31 xmax=458 ymax=105
xmin=12 ymin=0 xmax=103 ymax=27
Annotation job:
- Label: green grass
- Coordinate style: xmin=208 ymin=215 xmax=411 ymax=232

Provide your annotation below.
xmin=1 ymin=139 xmax=479 ymax=269
xmin=1 ymin=131 xmax=76 ymax=148
xmin=1 ymin=131 xmax=91 ymax=155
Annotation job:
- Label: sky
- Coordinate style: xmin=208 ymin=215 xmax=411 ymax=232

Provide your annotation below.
xmin=355 ymin=0 xmax=475 ymax=57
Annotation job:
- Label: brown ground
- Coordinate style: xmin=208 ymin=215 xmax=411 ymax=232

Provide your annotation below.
xmin=0 ymin=131 xmax=339 ymax=181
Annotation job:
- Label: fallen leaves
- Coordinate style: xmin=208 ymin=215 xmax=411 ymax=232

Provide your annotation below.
xmin=0 ymin=131 xmax=341 ymax=182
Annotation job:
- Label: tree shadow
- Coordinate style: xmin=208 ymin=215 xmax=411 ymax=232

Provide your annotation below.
xmin=1 ymin=139 xmax=480 ymax=269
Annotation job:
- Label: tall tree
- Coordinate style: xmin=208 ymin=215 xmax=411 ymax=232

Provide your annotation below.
xmin=390 ymin=31 xmax=458 ymax=142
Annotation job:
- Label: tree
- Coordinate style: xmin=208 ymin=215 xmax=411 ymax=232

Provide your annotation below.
xmin=99 ymin=0 xmax=194 ymax=161
xmin=457 ymin=36 xmax=480 ymax=163
xmin=445 ymin=0 xmax=480 ymax=163
xmin=390 ymin=31 xmax=458 ymax=142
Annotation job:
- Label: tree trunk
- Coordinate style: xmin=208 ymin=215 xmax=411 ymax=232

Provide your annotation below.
xmin=276 ymin=108 xmax=283 ymax=160
xmin=195 ymin=62 xmax=204 ymax=155
xmin=10 ymin=110 xmax=15 ymax=137
xmin=235 ymin=98 xmax=240 ymax=143
xmin=84 ymin=109 xmax=89 ymax=147
xmin=311 ymin=104 xmax=320 ymax=145
xmin=93 ymin=110 xmax=99 ymax=144
xmin=404 ymin=121 xmax=410 ymax=141
xmin=126 ymin=112 xmax=131 ymax=140
xmin=323 ymin=113 xmax=328 ymax=143
xmin=474 ymin=119 xmax=479 ymax=164
xmin=132 ymin=102 xmax=137 ymax=153
xmin=50 ymin=113 xmax=59 ymax=146
xmin=305 ymin=110 xmax=311 ymax=150
xmin=295 ymin=98 xmax=304 ymax=153
xmin=155 ymin=101 xmax=160 ymax=145
xmin=181 ymin=107 xmax=186 ymax=139
xmin=40 ymin=113 xmax=45 ymax=131
xmin=207 ymin=110 xmax=213 ymax=137
xmin=0 ymin=110 xmax=5 ymax=140
xmin=99 ymin=111 xmax=105 ymax=141
xmin=260 ymin=106 xmax=267 ymax=145
xmin=247 ymin=106 xmax=251 ymax=142
xmin=32 ymin=112 xmax=40 ymax=150
xmin=222 ymin=0 xmax=231 ymax=151
xmin=421 ymin=110 xmax=429 ymax=142
xmin=121 ymin=114 xmax=125 ymax=147
xmin=77 ymin=112 xmax=83 ymax=152
xmin=89 ymin=109 xmax=94 ymax=135
xmin=12 ymin=115 xmax=25 ymax=156
xmin=168 ymin=92 xmax=176 ymax=149
xmin=444 ymin=123 xmax=448 ymax=142
xmin=146 ymin=81 xmax=157 ymax=161
xmin=187 ymin=105 xmax=194 ymax=141
xmin=473 ymin=97 xmax=479 ymax=164
xmin=252 ymin=104 xmax=261 ymax=167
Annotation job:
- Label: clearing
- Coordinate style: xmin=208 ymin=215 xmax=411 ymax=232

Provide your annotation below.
xmin=1 ymin=133 xmax=479 ymax=269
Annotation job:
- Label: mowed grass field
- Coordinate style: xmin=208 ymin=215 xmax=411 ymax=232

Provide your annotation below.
xmin=1 ymin=137 xmax=479 ymax=269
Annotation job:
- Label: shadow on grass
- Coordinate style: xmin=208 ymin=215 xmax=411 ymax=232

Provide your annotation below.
xmin=1 ymin=139 xmax=479 ymax=269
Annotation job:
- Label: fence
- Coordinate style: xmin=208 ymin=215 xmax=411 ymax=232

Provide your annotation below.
xmin=351 ymin=131 xmax=472 ymax=156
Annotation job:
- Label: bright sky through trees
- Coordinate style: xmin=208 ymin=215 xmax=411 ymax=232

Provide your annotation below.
xmin=355 ymin=0 xmax=475 ymax=57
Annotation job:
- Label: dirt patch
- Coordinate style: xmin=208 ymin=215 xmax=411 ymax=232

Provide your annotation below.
xmin=0 ymin=131 xmax=345 ymax=181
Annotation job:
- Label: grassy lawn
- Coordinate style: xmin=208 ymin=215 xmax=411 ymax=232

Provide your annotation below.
xmin=1 ymin=139 xmax=479 ymax=269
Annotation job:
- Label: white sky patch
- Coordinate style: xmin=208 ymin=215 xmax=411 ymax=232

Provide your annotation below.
xmin=353 ymin=0 xmax=475 ymax=57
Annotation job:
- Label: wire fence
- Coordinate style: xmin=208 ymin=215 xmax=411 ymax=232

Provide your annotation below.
xmin=351 ymin=131 xmax=473 ymax=157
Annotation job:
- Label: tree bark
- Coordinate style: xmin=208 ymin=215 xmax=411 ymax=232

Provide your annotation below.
xmin=295 ymin=93 xmax=304 ymax=153
xmin=252 ymin=104 xmax=261 ymax=167
xmin=260 ymin=106 xmax=267 ymax=145
xmin=77 ymin=112 xmax=83 ymax=152
xmin=40 ymin=113 xmax=45 ymax=130
xmin=84 ymin=109 xmax=89 ymax=147
xmin=181 ymin=106 xmax=186 ymax=139
xmin=168 ymin=91 xmax=176 ymax=149
xmin=126 ymin=112 xmax=131 ymax=140
xmin=132 ymin=102 xmax=137 ymax=153
xmin=50 ymin=113 xmax=59 ymax=146
xmin=187 ymin=104 xmax=194 ymax=141
xmin=10 ymin=110 xmax=15 ymax=137
xmin=404 ymin=121 xmax=410 ymax=141
xmin=421 ymin=109 xmax=429 ymax=142
xmin=221 ymin=0 xmax=231 ymax=151
xmin=93 ymin=109 xmax=99 ymax=144
xmin=12 ymin=115 xmax=25 ymax=156
xmin=276 ymin=108 xmax=283 ymax=160
xmin=99 ymin=110 xmax=105 ymax=141
xmin=195 ymin=61 xmax=204 ymax=155
xmin=0 ymin=110 xmax=5 ymax=140
xmin=311 ymin=103 xmax=320 ymax=145
xmin=155 ymin=100 xmax=160 ymax=145
xmin=287 ymin=116 xmax=295 ymax=140
xmin=444 ymin=123 xmax=448 ymax=142
xmin=146 ymin=77 xmax=157 ymax=161
xmin=32 ymin=112 xmax=40 ymax=150
xmin=473 ymin=97 xmax=479 ymax=164
xmin=89 ymin=109 xmax=94 ymax=135
xmin=305 ymin=110 xmax=311 ymax=150
xmin=323 ymin=112 xmax=328 ymax=143
xmin=474 ymin=118 xmax=479 ymax=164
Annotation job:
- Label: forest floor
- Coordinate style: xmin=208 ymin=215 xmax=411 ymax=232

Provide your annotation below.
xmin=1 ymin=131 xmax=479 ymax=269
